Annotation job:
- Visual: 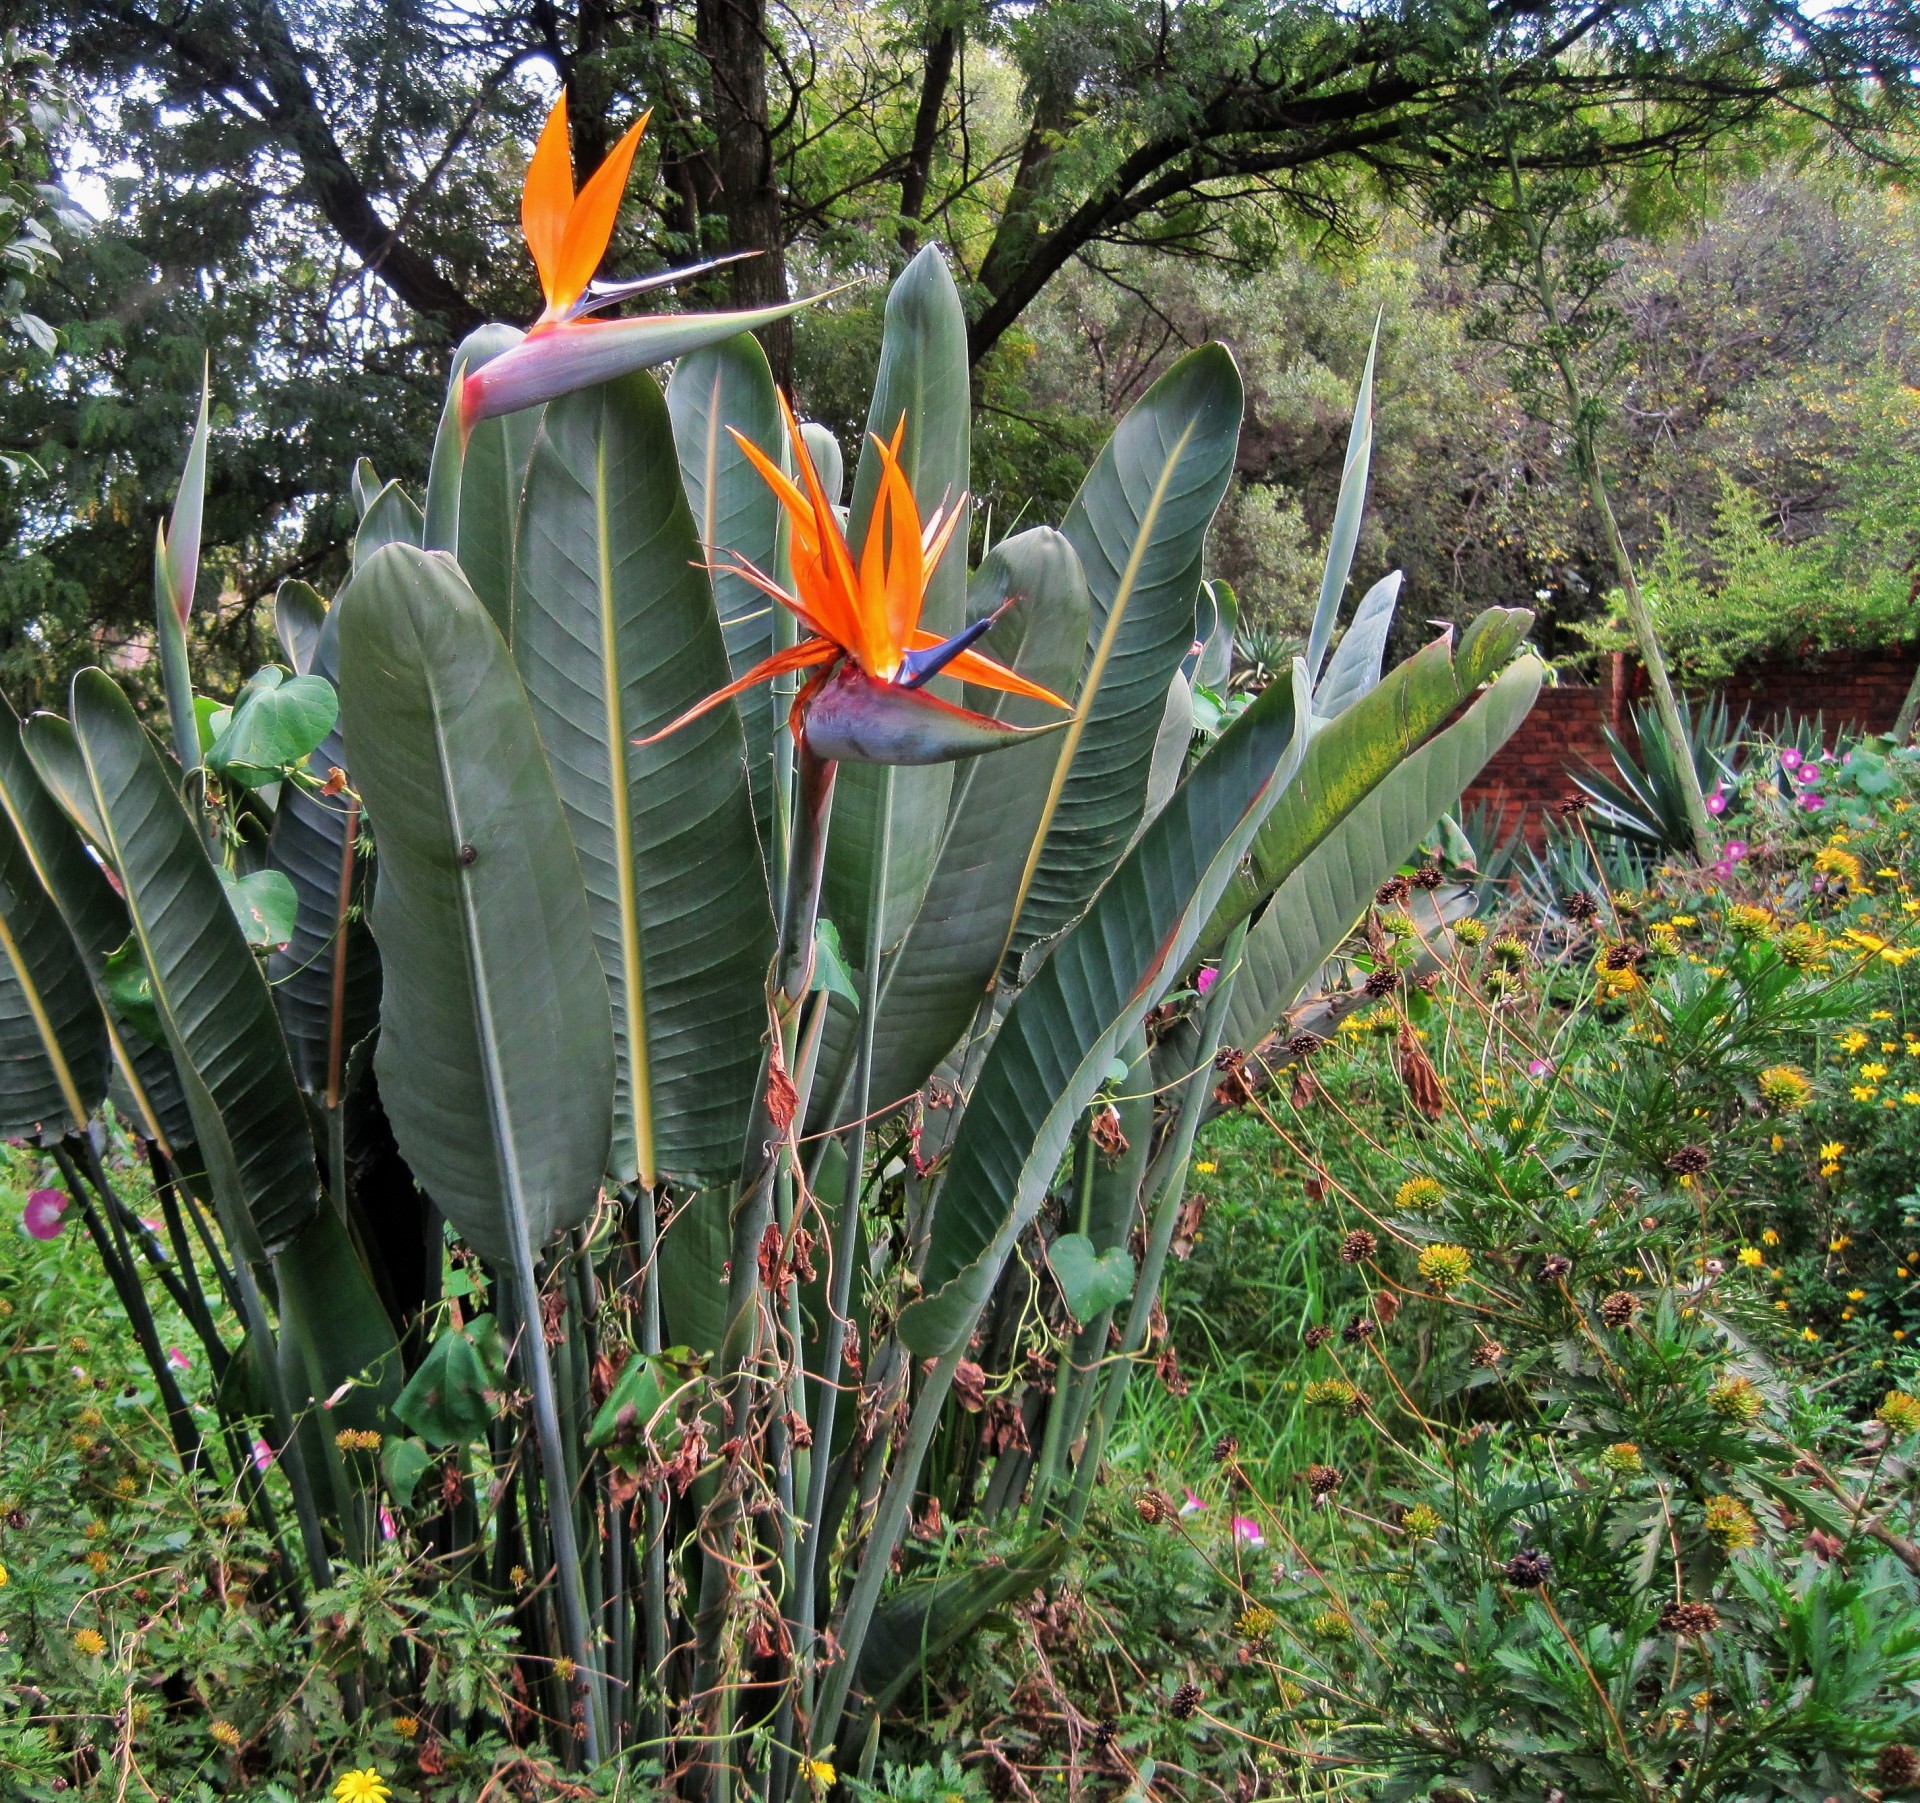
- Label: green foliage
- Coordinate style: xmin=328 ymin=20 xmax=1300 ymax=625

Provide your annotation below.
xmin=0 ymin=222 xmax=1538 ymax=1798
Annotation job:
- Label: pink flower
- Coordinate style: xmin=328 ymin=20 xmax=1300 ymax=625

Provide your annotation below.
xmin=1180 ymin=1488 xmax=1206 ymax=1516
xmin=380 ymin=1507 xmax=398 ymax=1541
xmin=165 ymin=1346 xmax=190 ymax=1372
xmin=1196 ymin=967 xmax=1217 ymax=996
xmin=1796 ymin=764 xmax=1822 ymax=787
xmin=1722 ymin=841 xmax=1748 ymax=862
xmin=1801 ymin=793 xmax=1825 ymax=810
xmin=1527 ymin=1058 xmax=1555 ymax=1079
xmin=251 ymin=1438 xmax=275 ymax=1473
xmin=23 ymin=1188 xmax=67 ymax=1239
xmin=1231 ymin=1515 xmax=1265 ymax=1546
xmin=1780 ymin=747 xmax=1802 ymax=770
xmin=1707 ymin=790 xmax=1727 ymax=816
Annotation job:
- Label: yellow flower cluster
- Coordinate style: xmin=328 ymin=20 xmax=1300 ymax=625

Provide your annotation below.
xmin=1878 ymin=1390 xmax=1920 ymax=1436
xmin=1757 ymin=1066 xmax=1813 ymax=1113
xmin=1703 ymin=1494 xmax=1759 ymax=1551
xmin=1599 ymin=1442 xmax=1643 ymax=1475
xmin=1417 ymin=1243 xmax=1473 ymax=1291
xmin=1396 ymin=1175 xmax=1444 ymax=1210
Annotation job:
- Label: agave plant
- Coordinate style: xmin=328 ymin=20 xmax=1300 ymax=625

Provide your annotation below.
xmin=0 ymin=111 xmax=1541 ymax=1799
xmin=1574 ymin=691 xmax=1745 ymax=855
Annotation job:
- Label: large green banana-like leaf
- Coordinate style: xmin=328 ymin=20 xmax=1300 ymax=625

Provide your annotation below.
xmin=3 ymin=711 xmax=191 ymax=1151
xmin=1197 ymin=607 xmax=1534 ymax=962
xmin=337 ymin=544 xmax=614 ymax=1265
xmin=823 ymin=245 xmax=970 ymax=969
xmin=1221 ymin=656 xmax=1544 ymax=1054
xmin=422 ymin=324 xmax=543 ymax=637
xmin=1313 ymin=571 xmax=1401 ymax=723
xmin=855 ymin=1530 xmax=1069 ymax=1714
xmin=0 ymin=768 xmax=108 ymax=1137
xmin=899 ymin=663 xmax=1308 ymax=1357
xmin=809 ymin=530 xmax=1090 ymax=1131
xmin=354 ymin=480 xmax=424 ymax=564
xmin=155 ymin=369 xmax=210 ymax=772
xmin=275 ymin=1203 xmax=404 ymax=1432
xmin=1003 ymin=345 xmax=1243 ymax=973
xmin=274 ymin=579 xmax=327 ymax=677
xmin=1304 ymin=323 xmax=1378 ymax=685
xmin=67 ymin=671 xmax=321 ymax=1262
xmin=267 ymin=599 xmax=381 ymax=1097
xmin=514 ymin=373 xmax=775 ymax=1189
xmin=657 ymin=1186 xmax=732 ymax=1357
xmin=666 ymin=334 xmax=784 ymax=842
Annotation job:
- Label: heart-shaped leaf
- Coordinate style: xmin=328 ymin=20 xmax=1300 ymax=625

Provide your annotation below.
xmin=104 ymin=935 xmax=164 ymax=1046
xmin=218 ymin=867 xmax=298 ymax=949
xmin=207 ymin=672 xmax=339 ymax=787
xmin=393 ymin=1315 xmax=509 ymax=1447
xmin=1049 ymin=1232 xmax=1136 ymax=1323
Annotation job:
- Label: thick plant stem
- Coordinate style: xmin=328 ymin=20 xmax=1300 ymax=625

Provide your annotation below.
xmin=628 ymin=1184 xmax=670 ymax=1754
xmin=813 ymin=1345 xmax=966 ymax=1762
xmin=693 ymin=743 xmax=836 ymax=1791
xmin=785 ymin=768 xmax=890 ymax=1757
xmin=507 ymin=1237 xmax=604 ymax=1764
xmin=55 ymin=1143 xmax=203 ymax=1469
xmin=1503 ymin=148 xmax=1712 ymax=863
xmin=1066 ymin=924 xmax=1247 ymax=1535
xmin=1895 ymin=657 xmax=1920 ymax=744
xmin=1027 ymin=1120 xmax=1097 ymax=1526
xmin=1583 ymin=462 xmax=1714 ymax=861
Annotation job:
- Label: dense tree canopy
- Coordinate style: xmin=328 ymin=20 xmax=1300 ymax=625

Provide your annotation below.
xmin=1 ymin=0 xmax=1917 ymax=700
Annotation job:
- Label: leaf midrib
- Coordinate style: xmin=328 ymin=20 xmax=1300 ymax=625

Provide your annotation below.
xmin=595 ymin=425 xmax=653 ymax=1187
xmin=997 ymin=416 xmax=1198 ymax=972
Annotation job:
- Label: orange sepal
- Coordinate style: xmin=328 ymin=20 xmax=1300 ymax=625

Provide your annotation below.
xmin=549 ymin=112 xmax=651 ymax=320
xmin=635 ymin=637 xmax=836 ymax=745
xmin=522 ymin=96 xmax=575 ymax=311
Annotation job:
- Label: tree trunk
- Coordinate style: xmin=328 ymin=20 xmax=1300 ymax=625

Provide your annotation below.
xmin=897 ymin=20 xmax=959 ymax=258
xmin=696 ymin=0 xmax=793 ymax=389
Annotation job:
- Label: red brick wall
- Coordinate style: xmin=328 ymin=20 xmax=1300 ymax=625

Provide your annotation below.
xmin=1460 ymin=644 xmax=1919 ymax=847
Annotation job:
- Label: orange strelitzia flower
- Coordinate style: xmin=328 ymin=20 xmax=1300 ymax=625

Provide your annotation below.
xmin=520 ymin=93 xmax=651 ymax=327
xmin=645 ymin=394 xmax=1069 ymax=761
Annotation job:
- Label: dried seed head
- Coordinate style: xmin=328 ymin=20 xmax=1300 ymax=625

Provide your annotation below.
xmin=1375 ymin=875 xmax=1412 ymax=906
xmin=1303 ymin=1325 xmax=1335 ymax=1351
xmin=1362 ymin=965 xmax=1401 ymax=998
xmin=1304 ymin=1463 xmax=1342 ymax=1499
xmin=1503 ymin=1548 xmax=1553 ymax=1588
xmin=1537 ymin=1253 xmax=1573 ymax=1284
xmin=1657 ymin=1598 xmax=1721 ymax=1636
xmin=1340 ymin=1229 xmax=1378 ymax=1264
xmin=1411 ymin=862 xmax=1446 ymax=890
xmin=1469 ymin=1339 xmax=1504 ymax=1368
xmin=1599 ymin=1290 xmax=1640 ymax=1328
xmin=1342 ymin=1314 xmax=1378 ymax=1344
xmin=1286 ymin=1031 xmax=1324 ymax=1059
xmin=1212 ymin=1434 xmax=1239 ymax=1464
xmin=1134 ymin=1489 xmax=1176 ymax=1526
xmin=1562 ymin=891 xmax=1598 ymax=923
xmin=1876 ymin=1743 xmax=1920 ymax=1790
xmin=1092 ymin=1719 xmax=1119 ymax=1753
xmin=1169 ymin=1681 xmax=1202 ymax=1721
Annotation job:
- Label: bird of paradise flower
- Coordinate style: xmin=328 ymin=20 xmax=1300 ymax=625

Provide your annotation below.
xmin=646 ymin=393 xmax=1070 ymax=763
xmin=461 ymin=93 xmax=807 ymax=430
